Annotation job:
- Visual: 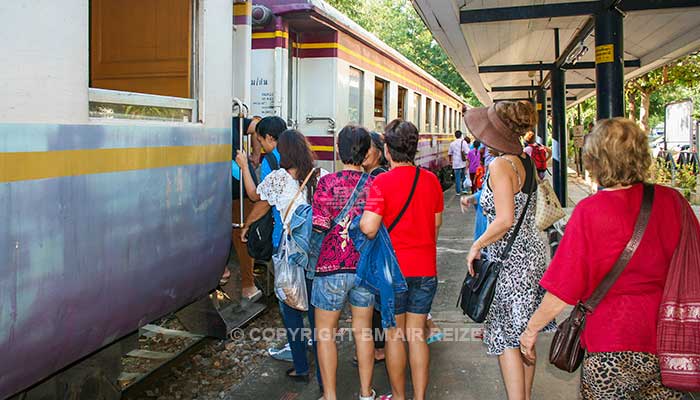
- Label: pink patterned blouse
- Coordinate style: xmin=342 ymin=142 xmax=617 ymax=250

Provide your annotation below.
xmin=312 ymin=170 xmax=373 ymax=276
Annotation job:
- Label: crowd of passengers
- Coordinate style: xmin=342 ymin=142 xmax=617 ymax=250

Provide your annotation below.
xmin=227 ymin=100 xmax=698 ymax=400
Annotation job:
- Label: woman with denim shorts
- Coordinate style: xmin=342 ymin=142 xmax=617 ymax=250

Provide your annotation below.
xmin=312 ymin=125 xmax=376 ymax=400
xmin=360 ymin=119 xmax=445 ymax=400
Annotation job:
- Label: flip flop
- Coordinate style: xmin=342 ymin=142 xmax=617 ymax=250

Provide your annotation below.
xmin=427 ymin=331 xmax=445 ymax=344
xmin=352 ymin=355 xmax=385 ymax=367
xmin=243 ymin=288 xmax=263 ymax=302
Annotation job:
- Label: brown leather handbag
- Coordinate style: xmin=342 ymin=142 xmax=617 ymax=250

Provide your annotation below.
xmin=549 ymin=184 xmax=655 ymax=372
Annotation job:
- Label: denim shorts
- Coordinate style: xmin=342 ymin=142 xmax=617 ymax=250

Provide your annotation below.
xmin=311 ymin=273 xmax=375 ymax=311
xmin=395 ymin=276 xmax=438 ymax=315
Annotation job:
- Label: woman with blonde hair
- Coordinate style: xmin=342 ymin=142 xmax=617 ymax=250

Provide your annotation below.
xmin=520 ymin=118 xmax=685 ymax=399
xmin=464 ymin=101 xmax=555 ymax=400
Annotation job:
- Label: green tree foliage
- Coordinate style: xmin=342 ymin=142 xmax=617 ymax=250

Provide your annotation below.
xmin=326 ymin=0 xmax=479 ymax=106
xmin=625 ymin=52 xmax=700 ymax=132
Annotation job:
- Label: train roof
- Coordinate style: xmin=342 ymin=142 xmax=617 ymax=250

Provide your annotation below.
xmin=258 ymin=0 xmax=467 ymax=105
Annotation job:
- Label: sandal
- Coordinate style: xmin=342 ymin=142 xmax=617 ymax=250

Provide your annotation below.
xmin=352 ymin=355 xmax=385 ymax=367
xmin=359 ymin=389 xmax=376 ymax=400
xmin=219 ymin=268 xmax=231 ymax=286
xmin=377 ymin=394 xmax=392 ymax=400
xmin=286 ymin=367 xmax=310 ymax=383
xmin=427 ymin=331 xmax=445 ymax=344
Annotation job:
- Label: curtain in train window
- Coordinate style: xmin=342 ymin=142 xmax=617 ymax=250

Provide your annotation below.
xmin=425 ymin=98 xmax=432 ymax=133
xmin=434 ymin=101 xmax=441 ymax=132
xmin=397 ymin=86 xmax=408 ymax=121
xmin=414 ymin=93 xmax=422 ymax=130
xmin=90 ymin=0 xmax=192 ymax=98
xmin=443 ymin=105 xmax=448 ymax=133
xmin=348 ymin=67 xmax=363 ymax=125
xmin=374 ymin=78 xmax=387 ymax=131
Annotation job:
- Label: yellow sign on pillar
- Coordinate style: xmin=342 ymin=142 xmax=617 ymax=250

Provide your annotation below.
xmin=536 ymin=103 xmax=543 ymax=111
xmin=596 ymin=44 xmax=614 ymax=64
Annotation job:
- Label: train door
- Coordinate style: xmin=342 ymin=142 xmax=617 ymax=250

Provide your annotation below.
xmin=287 ymin=30 xmax=298 ymax=128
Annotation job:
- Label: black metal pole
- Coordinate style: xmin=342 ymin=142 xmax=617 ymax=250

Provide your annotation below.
xmin=537 ymin=88 xmax=548 ymax=145
xmin=595 ymin=7 xmax=625 ymax=119
xmin=551 ymin=67 xmax=567 ymax=206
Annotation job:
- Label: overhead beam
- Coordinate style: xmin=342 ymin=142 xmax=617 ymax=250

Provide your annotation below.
xmin=540 ymin=16 xmax=596 ymax=89
xmin=460 ymin=0 xmax=700 ymax=25
xmin=621 ymin=0 xmax=700 ymax=12
xmin=493 ymin=96 xmax=577 ymax=102
xmin=460 ymin=1 xmax=600 ymax=24
xmin=478 ymin=63 xmax=554 ymax=73
xmin=478 ymin=59 xmax=640 ymax=73
xmin=491 ymin=84 xmax=594 ymax=92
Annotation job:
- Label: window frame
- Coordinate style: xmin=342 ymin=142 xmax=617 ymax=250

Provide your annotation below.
xmin=88 ymin=0 xmax=200 ymax=123
xmin=348 ymin=66 xmax=364 ymax=125
xmin=373 ymin=77 xmax=388 ymax=131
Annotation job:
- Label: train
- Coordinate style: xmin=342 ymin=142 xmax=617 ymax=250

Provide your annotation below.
xmin=249 ymin=0 xmax=466 ymax=182
xmin=0 ymin=1 xmax=465 ymax=399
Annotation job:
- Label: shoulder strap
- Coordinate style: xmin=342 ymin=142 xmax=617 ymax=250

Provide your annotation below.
xmin=498 ymin=158 xmax=537 ymax=260
xmin=265 ymin=152 xmax=279 ymax=170
xmin=333 ymin=173 xmax=370 ymax=225
xmin=583 ymin=184 xmax=655 ymax=312
xmin=388 ymin=167 xmax=421 ymax=233
xmin=283 ymin=168 xmax=317 ymax=225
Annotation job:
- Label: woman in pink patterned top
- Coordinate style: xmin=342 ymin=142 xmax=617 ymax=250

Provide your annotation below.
xmin=312 ymin=125 xmax=377 ymax=400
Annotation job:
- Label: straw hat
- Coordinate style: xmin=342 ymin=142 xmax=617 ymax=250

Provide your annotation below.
xmin=463 ymin=105 xmax=526 ymax=155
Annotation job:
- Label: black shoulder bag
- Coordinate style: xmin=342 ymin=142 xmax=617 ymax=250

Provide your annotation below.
xmin=457 ymin=159 xmax=536 ymax=323
xmin=387 ymin=167 xmax=421 ymax=233
xmin=246 ymin=153 xmax=281 ymax=261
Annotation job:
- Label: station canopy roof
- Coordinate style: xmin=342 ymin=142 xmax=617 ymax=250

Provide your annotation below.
xmin=412 ymin=0 xmax=700 ymax=107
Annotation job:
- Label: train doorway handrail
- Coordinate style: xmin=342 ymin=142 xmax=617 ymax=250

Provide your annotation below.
xmin=305 ymin=116 xmax=337 ymax=172
xmin=232 ymin=98 xmax=249 ymax=229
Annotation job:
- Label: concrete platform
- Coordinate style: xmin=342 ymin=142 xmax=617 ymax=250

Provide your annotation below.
xmin=228 ymin=190 xmax=581 ymax=400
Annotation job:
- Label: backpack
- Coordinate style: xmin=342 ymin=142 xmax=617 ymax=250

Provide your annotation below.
xmin=657 ymin=191 xmax=700 ymax=392
xmin=246 ymin=153 xmax=280 ymax=261
xmin=529 ymin=144 xmax=548 ymax=172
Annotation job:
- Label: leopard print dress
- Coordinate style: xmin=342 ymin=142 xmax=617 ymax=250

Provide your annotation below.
xmin=479 ymin=156 xmax=556 ymax=356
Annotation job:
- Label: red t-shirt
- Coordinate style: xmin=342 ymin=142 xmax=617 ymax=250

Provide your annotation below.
xmin=364 ymin=166 xmax=444 ymax=277
xmin=540 ymin=184 xmax=682 ymax=354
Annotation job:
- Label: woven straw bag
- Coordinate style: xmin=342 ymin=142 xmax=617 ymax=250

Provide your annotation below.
xmin=535 ymin=178 xmax=566 ymax=231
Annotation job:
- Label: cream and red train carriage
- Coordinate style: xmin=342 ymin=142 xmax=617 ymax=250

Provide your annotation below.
xmin=249 ymin=0 xmax=468 ymax=183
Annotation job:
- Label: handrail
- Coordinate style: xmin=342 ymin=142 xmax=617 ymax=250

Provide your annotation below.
xmin=306 ymin=116 xmax=337 ymax=171
xmin=232 ymin=98 xmax=248 ymax=229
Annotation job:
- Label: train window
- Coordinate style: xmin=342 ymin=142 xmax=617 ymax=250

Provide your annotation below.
xmin=447 ymin=108 xmax=452 ymax=133
xmin=442 ymin=105 xmax=447 ymax=133
xmin=374 ymin=78 xmax=388 ymax=131
xmin=434 ymin=101 xmax=441 ymax=132
xmin=425 ymin=98 xmax=432 ymax=133
xmin=397 ymin=86 xmax=408 ymax=121
xmin=413 ymin=93 xmax=422 ymax=130
xmin=348 ymin=67 xmax=364 ymax=125
xmin=88 ymin=0 xmax=197 ymax=122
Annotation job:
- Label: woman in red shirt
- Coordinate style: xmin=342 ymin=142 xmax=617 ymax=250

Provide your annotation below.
xmin=360 ymin=119 xmax=444 ymax=400
xmin=520 ymin=118 xmax=685 ymax=399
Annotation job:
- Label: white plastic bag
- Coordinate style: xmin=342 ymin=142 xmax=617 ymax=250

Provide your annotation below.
xmin=272 ymin=235 xmax=309 ymax=311
xmin=462 ymin=175 xmax=472 ymax=190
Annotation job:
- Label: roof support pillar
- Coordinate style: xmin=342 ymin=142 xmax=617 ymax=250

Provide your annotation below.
xmin=551 ymin=67 xmax=567 ymax=206
xmin=536 ymin=88 xmax=548 ymax=146
xmin=595 ymin=6 xmax=625 ymax=119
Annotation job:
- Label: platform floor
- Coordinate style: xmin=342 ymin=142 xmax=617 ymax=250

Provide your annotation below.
xmin=228 ymin=189 xmax=581 ymax=400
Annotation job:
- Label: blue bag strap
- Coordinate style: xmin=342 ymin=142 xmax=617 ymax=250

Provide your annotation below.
xmin=333 ymin=173 xmax=370 ymax=226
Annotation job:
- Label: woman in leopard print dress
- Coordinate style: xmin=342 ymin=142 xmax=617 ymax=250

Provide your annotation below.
xmin=464 ymin=101 xmax=554 ymax=399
